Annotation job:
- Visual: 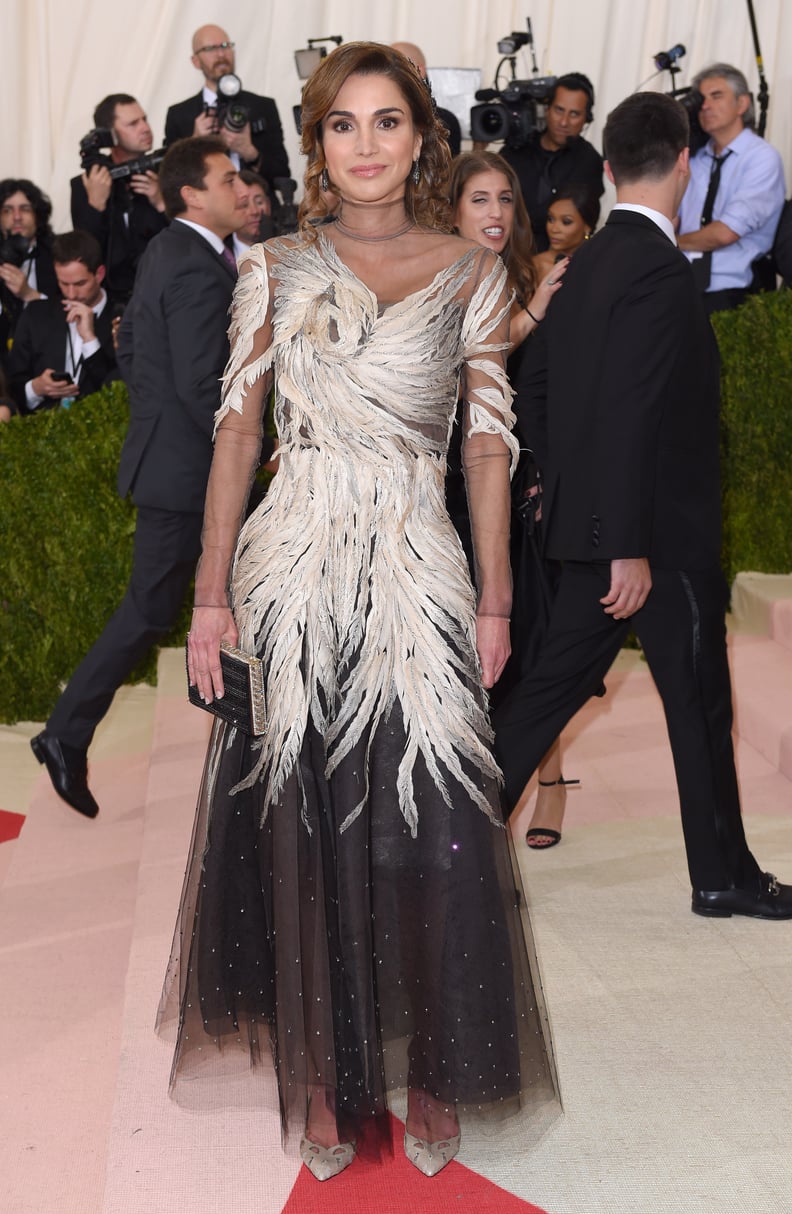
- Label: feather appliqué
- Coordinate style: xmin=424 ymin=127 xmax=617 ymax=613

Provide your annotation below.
xmin=221 ymin=237 xmax=517 ymax=834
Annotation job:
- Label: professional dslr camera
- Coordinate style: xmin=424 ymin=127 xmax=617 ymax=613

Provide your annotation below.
xmin=0 ymin=233 xmax=32 ymax=266
xmin=206 ymin=73 xmax=268 ymax=137
xmin=79 ymin=128 xmax=166 ymax=178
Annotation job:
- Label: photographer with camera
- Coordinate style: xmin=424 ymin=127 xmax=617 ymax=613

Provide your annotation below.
xmin=0 ymin=179 xmax=59 ymax=368
xmin=165 ymin=24 xmax=290 ymax=193
xmin=500 ymin=73 xmax=604 ymax=252
xmin=677 ymin=64 xmax=785 ymax=315
xmin=7 ymin=230 xmax=116 ymax=414
xmin=70 ymin=95 xmax=169 ymax=307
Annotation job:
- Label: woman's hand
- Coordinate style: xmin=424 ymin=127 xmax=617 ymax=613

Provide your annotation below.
xmin=528 ymin=257 xmax=569 ymax=322
xmin=187 ymin=606 xmax=238 ymax=703
xmin=476 ymin=614 xmax=511 ymax=689
xmin=510 ymin=258 xmax=570 ymax=348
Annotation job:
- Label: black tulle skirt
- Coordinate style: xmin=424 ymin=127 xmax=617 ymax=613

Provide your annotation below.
xmin=157 ymin=697 xmax=559 ymax=1153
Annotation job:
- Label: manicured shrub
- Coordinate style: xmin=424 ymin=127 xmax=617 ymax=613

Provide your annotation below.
xmin=713 ymin=291 xmax=792 ymax=583
xmin=1 ymin=295 xmax=790 ymax=725
xmin=0 ymin=384 xmax=191 ymax=723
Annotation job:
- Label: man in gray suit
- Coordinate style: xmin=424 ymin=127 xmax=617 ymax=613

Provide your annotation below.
xmin=32 ymin=136 xmax=246 ymax=818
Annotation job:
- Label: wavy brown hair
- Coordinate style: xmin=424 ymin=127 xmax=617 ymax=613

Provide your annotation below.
xmin=449 ymin=151 xmax=536 ymax=303
xmin=297 ymin=42 xmax=452 ymax=239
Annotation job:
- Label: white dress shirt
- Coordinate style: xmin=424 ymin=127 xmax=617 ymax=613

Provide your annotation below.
xmin=25 ymin=289 xmax=108 ymax=410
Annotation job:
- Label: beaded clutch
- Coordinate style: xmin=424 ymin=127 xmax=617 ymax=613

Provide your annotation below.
xmin=186 ymin=639 xmax=267 ymax=736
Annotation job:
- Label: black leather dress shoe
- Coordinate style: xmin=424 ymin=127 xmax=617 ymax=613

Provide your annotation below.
xmin=30 ymin=732 xmax=99 ymax=818
xmin=692 ymin=872 xmax=792 ymax=919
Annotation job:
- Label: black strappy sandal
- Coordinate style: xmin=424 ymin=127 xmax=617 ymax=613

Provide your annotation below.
xmin=525 ymin=777 xmax=580 ymax=849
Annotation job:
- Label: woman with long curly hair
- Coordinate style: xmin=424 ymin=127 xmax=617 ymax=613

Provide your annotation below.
xmin=448 ymin=151 xmax=575 ymax=850
xmin=449 ymin=150 xmax=565 ymax=349
xmin=161 ymin=42 xmax=558 ymax=1184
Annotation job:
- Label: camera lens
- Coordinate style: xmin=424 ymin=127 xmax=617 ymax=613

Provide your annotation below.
xmin=481 ymin=107 xmax=507 ymax=138
xmin=224 ymin=104 xmax=249 ymax=133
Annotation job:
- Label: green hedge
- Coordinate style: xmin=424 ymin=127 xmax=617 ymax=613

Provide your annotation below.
xmin=0 ymin=293 xmax=790 ymax=724
xmin=712 ymin=290 xmax=792 ymax=584
xmin=0 ymin=384 xmax=191 ymax=723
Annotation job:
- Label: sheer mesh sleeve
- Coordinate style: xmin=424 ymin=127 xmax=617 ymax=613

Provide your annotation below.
xmin=193 ymin=248 xmax=275 ymax=607
xmin=459 ymin=252 xmax=519 ymax=618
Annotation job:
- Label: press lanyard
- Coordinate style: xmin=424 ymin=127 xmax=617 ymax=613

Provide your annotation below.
xmin=64 ymin=322 xmax=85 ymax=384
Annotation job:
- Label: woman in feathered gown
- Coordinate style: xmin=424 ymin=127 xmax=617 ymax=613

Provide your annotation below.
xmin=158 ymin=42 xmax=559 ymax=1182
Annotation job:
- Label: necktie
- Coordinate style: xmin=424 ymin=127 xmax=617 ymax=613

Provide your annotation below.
xmin=221 ymin=245 xmax=238 ymax=277
xmin=690 ymin=149 xmax=732 ymax=292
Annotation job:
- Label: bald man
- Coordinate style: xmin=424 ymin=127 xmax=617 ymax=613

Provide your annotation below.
xmin=165 ymin=23 xmax=290 ymax=191
xmin=391 ymin=40 xmax=462 ymax=156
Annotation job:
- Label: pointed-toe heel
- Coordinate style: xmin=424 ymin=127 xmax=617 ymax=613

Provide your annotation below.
xmin=404 ymin=1130 xmax=460 ymax=1177
xmin=299 ymin=1137 xmax=355 ymax=1181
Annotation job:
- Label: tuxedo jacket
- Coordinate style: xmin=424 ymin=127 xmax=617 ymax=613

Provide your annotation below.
xmin=70 ymin=174 xmax=168 ymax=304
xmin=516 ymin=209 xmax=722 ymax=571
xmin=7 ymin=297 xmax=116 ymax=413
xmin=164 ymin=89 xmax=290 ymax=190
xmin=116 ymin=220 xmax=235 ymax=513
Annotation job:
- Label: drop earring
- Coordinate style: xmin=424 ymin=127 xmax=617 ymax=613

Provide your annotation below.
xmin=411 ymin=159 xmax=421 ymax=185
xmin=321 ymin=167 xmax=329 ymax=191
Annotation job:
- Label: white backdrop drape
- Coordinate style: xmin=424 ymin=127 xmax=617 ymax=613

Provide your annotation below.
xmin=4 ymin=0 xmax=791 ymax=229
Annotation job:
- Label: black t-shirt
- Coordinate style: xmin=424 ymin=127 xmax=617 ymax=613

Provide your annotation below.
xmin=502 ymin=131 xmax=604 ymax=251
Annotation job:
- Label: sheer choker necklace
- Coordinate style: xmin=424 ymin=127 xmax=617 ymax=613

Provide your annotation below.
xmin=334 ymin=217 xmax=416 ymax=243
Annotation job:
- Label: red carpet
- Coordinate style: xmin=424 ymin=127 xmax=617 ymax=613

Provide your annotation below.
xmin=282 ymin=1116 xmax=549 ymax=1213
xmin=0 ymin=809 xmax=25 ymax=844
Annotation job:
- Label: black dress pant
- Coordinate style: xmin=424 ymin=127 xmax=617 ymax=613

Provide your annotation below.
xmin=493 ymin=561 xmax=761 ymax=892
xmin=47 ymin=506 xmax=203 ymax=750
xmin=702 ymin=288 xmax=747 ymax=316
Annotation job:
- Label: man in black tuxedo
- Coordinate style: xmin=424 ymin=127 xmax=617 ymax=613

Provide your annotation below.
xmin=31 ymin=137 xmax=246 ymax=819
xmin=71 ymin=94 xmax=168 ymax=306
xmin=0 ymin=178 xmax=59 ymax=366
xmin=165 ymin=23 xmax=289 ymax=193
xmin=8 ymin=229 xmax=116 ymax=413
xmin=494 ymin=91 xmax=792 ymax=920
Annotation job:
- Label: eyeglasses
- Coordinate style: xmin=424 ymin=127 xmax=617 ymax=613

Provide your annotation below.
xmin=195 ymin=41 xmax=235 ymax=54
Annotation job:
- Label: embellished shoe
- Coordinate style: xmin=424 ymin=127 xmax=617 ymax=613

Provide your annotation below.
xmin=404 ymin=1130 xmax=461 ymax=1177
xmin=299 ymin=1137 xmax=356 ymax=1181
xmin=525 ymin=776 xmax=579 ymax=849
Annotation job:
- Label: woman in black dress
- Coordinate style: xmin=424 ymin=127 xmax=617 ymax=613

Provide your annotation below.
xmin=449 ymin=151 xmax=576 ymax=848
xmin=162 ymin=45 xmax=559 ymax=1185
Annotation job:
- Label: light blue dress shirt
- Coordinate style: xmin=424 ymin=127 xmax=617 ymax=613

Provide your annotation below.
xmin=678 ymin=127 xmax=785 ymax=291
